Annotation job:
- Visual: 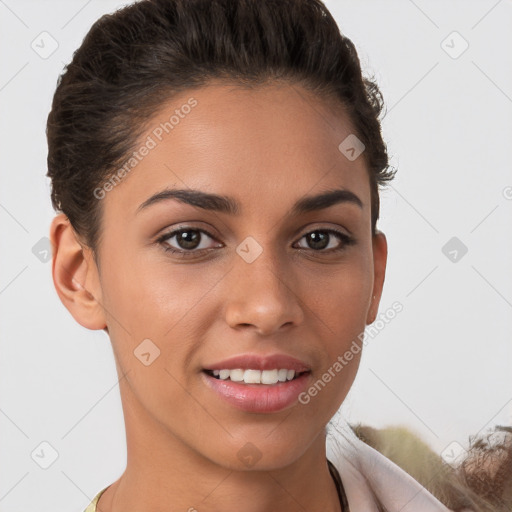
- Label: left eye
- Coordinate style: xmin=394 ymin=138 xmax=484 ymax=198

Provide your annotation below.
xmin=294 ymin=229 xmax=353 ymax=252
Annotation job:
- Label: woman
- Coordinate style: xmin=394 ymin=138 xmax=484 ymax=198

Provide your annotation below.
xmin=46 ymin=0 xmax=452 ymax=510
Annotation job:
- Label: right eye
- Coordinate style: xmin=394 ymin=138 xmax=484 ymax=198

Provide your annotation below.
xmin=156 ymin=227 xmax=223 ymax=256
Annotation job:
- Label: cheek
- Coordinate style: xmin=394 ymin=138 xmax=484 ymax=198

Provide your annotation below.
xmin=301 ymin=259 xmax=372 ymax=412
xmin=100 ymin=242 xmax=200 ymax=330
xmin=98 ymin=257 xmax=206 ymax=408
xmin=311 ymin=255 xmax=373 ymax=323
xmin=99 ymin=247 xmax=224 ymax=372
xmin=306 ymin=253 xmax=373 ymax=366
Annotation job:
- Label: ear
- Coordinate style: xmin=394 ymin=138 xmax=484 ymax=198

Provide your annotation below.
xmin=366 ymin=230 xmax=387 ymax=325
xmin=49 ymin=213 xmax=107 ymax=331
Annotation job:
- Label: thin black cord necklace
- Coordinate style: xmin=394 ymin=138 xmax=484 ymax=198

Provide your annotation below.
xmin=327 ymin=459 xmax=350 ymax=511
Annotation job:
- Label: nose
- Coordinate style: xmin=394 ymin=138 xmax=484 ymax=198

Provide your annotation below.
xmin=223 ymin=247 xmax=305 ymax=336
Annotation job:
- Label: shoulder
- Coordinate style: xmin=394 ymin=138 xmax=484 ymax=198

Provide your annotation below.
xmin=83 ymin=486 xmax=109 ymax=512
xmin=327 ymin=422 xmax=453 ymax=512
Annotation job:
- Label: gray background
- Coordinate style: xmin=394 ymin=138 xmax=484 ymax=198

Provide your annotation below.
xmin=0 ymin=0 xmax=511 ymax=510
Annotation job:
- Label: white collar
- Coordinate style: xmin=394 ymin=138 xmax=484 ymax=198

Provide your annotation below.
xmin=326 ymin=421 xmax=453 ymax=512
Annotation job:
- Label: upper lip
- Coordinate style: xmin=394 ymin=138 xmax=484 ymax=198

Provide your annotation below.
xmin=203 ymin=353 xmax=311 ymax=372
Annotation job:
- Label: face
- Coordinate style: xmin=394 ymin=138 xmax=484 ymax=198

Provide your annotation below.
xmin=56 ymin=81 xmax=387 ymax=471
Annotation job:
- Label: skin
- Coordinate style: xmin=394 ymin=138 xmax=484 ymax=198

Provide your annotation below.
xmin=50 ymin=81 xmax=387 ymax=512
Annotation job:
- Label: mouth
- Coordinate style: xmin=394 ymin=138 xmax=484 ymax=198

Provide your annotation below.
xmin=203 ymin=368 xmax=309 ymax=385
xmin=201 ymin=368 xmax=311 ymax=415
xmin=201 ymin=353 xmax=312 ymax=412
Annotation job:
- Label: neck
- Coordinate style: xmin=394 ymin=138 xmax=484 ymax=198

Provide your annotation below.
xmin=99 ymin=383 xmax=342 ymax=512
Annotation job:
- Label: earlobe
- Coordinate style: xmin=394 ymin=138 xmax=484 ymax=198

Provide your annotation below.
xmin=49 ymin=213 xmax=107 ymax=331
xmin=366 ymin=231 xmax=388 ymax=325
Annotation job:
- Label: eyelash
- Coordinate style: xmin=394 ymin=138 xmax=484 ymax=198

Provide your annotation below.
xmin=156 ymin=226 xmax=355 ymax=258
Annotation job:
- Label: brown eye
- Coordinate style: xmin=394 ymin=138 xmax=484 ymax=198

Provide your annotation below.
xmin=157 ymin=227 xmax=222 ymax=255
xmin=295 ymin=229 xmax=354 ymax=252
xmin=174 ymin=229 xmax=201 ymax=250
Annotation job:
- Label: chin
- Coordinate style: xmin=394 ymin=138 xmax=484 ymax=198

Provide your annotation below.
xmin=199 ymin=430 xmax=318 ymax=472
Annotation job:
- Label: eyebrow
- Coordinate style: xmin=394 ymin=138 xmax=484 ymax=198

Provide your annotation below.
xmin=136 ymin=187 xmax=363 ymax=216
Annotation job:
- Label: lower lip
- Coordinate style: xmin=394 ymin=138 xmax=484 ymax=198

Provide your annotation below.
xmin=202 ymin=371 xmax=311 ymax=413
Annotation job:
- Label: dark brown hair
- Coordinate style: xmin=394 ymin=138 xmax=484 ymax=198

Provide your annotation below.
xmin=46 ymin=0 xmax=395 ymax=259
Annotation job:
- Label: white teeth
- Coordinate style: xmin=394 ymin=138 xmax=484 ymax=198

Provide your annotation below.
xmin=243 ymin=369 xmax=261 ymax=384
xmin=278 ymin=369 xmax=288 ymax=382
xmin=229 ymin=369 xmax=245 ymax=382
xmin=261 ymin=369 xmax=279 ymax=385
xmin=219 ymin=369 xmax=230 ymax=380
xmin=212 ymin=368 xmax=300 ymax=384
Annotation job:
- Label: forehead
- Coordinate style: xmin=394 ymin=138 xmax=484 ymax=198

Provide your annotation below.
xmin=102 ymin=81 xmax=371 ymax=220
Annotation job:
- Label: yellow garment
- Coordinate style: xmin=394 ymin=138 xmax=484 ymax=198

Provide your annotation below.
xmin=83 ymin=486 xmax=108 ymax=512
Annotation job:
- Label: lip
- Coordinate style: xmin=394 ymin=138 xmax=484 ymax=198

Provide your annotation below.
xmin=202 ymin=370 xmax=311 ymax=413
xmin=201 ymin=353 xmax=312 ymax=413
xmin=203 ymin=353 xmax=311 ymax=372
